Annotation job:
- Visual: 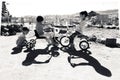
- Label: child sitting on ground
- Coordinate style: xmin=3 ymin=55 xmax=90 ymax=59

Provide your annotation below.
xmin=11 ymin=27 xmax=29 ymax=54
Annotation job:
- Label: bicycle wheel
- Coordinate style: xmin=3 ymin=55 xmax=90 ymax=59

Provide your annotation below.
xmin=79 ymin=40 xmax=89 ymax=50
xmin=60 ymin=36 xmax=70 ymax=47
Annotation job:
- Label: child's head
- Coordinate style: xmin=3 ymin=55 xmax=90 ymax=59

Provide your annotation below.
xmin=22 ymin=27 xmax=29 ymax=35
xmin=36 ymin=16 xmax=44 ymax=22
xmin=79 ymin=11 xmax=88 ymax=21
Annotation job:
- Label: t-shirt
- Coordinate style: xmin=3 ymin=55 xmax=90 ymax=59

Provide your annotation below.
xmin=35 ymin=22 xmax=44 ymax=36
xmin=76 ymin=20 xmax=87 ymax=34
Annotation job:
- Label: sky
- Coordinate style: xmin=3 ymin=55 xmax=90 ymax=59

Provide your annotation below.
xmin=0 ymin=0 xmax=119 ymax=17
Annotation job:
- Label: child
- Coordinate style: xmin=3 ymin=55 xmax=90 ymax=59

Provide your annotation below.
xmin=35 ymin=16 xmax=44 ymax=37
xmin=76 ymin=11 xmax=88 ymax=34
xmin=11 ymin=27 xmax=29 ymax=54
xmin=70 ymin=11 xmax=89 ymax=44
xmin=35 ymin=16 xmax=55 ymax=46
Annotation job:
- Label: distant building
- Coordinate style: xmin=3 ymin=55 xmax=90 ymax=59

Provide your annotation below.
xmin=96 ymin=15 xmax=109 ymax=25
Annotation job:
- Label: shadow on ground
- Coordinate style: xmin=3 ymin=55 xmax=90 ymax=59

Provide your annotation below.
xmin=22 ymin=45 xmax=59 ymax=66
xmin=22 ymin=48 xmax=52 ymax=66
xmin=63 ymin=46 xmax=112 ymax=77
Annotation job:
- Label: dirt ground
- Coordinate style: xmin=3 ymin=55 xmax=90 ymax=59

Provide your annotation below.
xmin=0 ymin=28 xmax=120 ymax=80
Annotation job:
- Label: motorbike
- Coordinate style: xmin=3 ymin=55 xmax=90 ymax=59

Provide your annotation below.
xmin=52 ymin=25 xmax=90 ymax=50
xmin=24 ymin=24 xmax=90 ymax=57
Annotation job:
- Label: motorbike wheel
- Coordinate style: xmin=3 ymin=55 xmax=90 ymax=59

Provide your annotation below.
xmin=79 ymin=40 xmax=89 ymax=50
xmin=60 ymin=36 xmax=70 ymax=47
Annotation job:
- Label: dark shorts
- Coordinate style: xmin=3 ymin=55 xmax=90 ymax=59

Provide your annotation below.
xmin=34 ymin=30 xmax=44 ymax=38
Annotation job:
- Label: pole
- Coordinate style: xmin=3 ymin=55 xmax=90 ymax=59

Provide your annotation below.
xmin=0 ymin=1 xmax=2 ymax=36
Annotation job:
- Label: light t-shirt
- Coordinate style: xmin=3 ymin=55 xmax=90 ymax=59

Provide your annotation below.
xmin=76 ymin=20 xmax=87 ymax=34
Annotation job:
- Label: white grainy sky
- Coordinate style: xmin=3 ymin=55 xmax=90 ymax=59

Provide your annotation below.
xmin=0 ymin=0 xmax=119 ymax=17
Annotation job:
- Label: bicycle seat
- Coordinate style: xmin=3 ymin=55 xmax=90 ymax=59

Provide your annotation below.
xmin=34 ymin=30 xmax=46 ymax=39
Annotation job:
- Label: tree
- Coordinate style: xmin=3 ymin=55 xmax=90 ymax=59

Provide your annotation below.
xmin=1 ymin=1 xmax=11 ymax=23
xmin=88 ymin=11 xmax=99 ymax=18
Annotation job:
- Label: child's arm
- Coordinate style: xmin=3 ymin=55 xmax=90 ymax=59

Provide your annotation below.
xmin=26 ymin=31 xmax=36 ymax=40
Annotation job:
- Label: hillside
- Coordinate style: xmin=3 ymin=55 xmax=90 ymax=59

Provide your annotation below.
xmin=96 ymin=9 xmax=118 ymax=15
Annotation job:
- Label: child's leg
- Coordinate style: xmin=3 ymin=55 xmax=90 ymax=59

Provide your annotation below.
xmin=44 ymin=32 xmax=55 ymax=45
xmin=16 ymin=38 xmax=26 ymax=51
xmin=16 ymin=36 xmax=26 ymax=47
xmin=12 ymin=41 xmax=25 ymax=54
xmin=17 ymin=40 xmax=26 ymax=48
xmin=70 ymin=31 xmax=79 ymax=44
xmin=34 ymin=30 xmax=40 ymax=38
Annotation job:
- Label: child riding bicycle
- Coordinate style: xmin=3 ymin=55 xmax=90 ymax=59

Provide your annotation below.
xmin=34 ymin=16 xmax=57 ymax=47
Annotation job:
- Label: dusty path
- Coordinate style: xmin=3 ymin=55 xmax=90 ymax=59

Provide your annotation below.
xmin=0 ymin=34 xmax=120 ymax=80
